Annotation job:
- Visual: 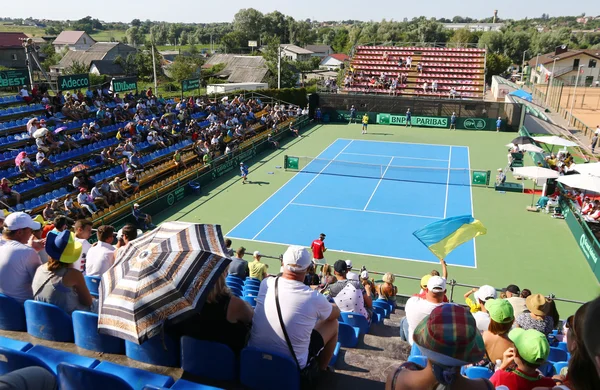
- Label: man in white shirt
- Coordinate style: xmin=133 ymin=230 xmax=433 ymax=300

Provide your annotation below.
xmin=345 ymin=260 xmax=359 ymax=281
xmin=0 ymin=212 xmax=42 ymax=303
xmin=86 ymin=225 xmax=115 ymax=277
xmin=404 ymin=276 xmax=447 ymax=345
xmin=72 ymin=219 xmax=93 ymax=273
xmin=502 ymin=284 xmax=527 ymax=318
xmin=472 ymin=284 xmax=497 ymax=333
xmin=248 ymin=246 xmax=340 ymax=372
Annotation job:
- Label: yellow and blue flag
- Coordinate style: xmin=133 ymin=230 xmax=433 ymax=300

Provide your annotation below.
xmin=413 ymin=215 xmax=487 ymax=260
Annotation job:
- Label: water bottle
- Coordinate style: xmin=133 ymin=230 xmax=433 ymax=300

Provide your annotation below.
xmin=495 ymin=359 xmax=502 ymax=371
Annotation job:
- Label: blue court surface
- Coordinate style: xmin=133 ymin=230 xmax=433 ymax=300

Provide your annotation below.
xmin=228 ymin=139 xmax=477 ymax=267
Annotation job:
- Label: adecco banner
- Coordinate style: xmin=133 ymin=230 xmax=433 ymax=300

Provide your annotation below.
xmin=563 ymin=202 xmax=600 ymax=282
xmin=181 ymin=78 xmax=200 ymax=92
xmin=111 ymin=77 xmax=138 ymax=93
xmin=0 ymin=69 xmax=30 ymax=88
xmin=58 ymin=73 xmax=90 ymax=91
xmin=377 ymin=113 xmax=448 ymax=128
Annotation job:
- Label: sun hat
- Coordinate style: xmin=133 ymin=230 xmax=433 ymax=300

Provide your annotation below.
xmin=508 ymin=328 xmax=550 ymax=365
xmin=413 ymin=304 xmax=485 ymax=366
xmin=526 ymin=294 xmax=550 ymax=316
xmin=45 ymin=231 xmax=82 ymax=264
xmin=4 ymin=212 xmax=41 ymax=231
xmin=345 ymin=259 xmax=353 ymax=269
xmin=485 ymin=299 xmax=514 ymax=324
xmin=360 ymin=270 xmax=369 ymax=279
xmin=421 ymin=274 xmax=432 ymax=289
xmin=427 ymin=276 xmax=446 ymax=292
xmin=282 ymin=245 xmax=311 ymax=272
xmin=475 ymin=285 xmax=497 ymax=302
xmin=334 ymin=259 xmax=348 ymax=274
xmin=253 ymin=251 xmax=261 ymax=257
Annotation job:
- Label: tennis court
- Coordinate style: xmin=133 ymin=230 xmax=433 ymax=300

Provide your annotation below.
xmin=227 ymin=138 xmax=476 ymax=267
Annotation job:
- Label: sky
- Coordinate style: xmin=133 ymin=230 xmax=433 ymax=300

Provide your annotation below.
xmin=4 ymin=0 xmax=600 ymax=23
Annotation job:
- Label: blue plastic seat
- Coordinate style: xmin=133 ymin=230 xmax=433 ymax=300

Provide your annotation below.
xmin=229 ymin=286 xmax=243 ymax=297
xmin=465 ymin=366 xmax=493 ymax=379
xmin=372 ymin=301 xmax=390 ymax=318
xmin=58 ymin=363 xmax=133 ymax=390
xmin=340 ymin=312 xmax=370 ymax=335
xmin=226 ymin=275 xmax=243 ymax=283
xmin=25 ymin=345 xmax=99 ymax=374
xmin=371 ymin=306 xmax=385 ymax=324
xmin=0 ymin=346 xmax=53 ymax=375
xmin=0 ymin=293 xmax=26 ymax=331
xmin=242 ymin=296 xmax=257 ymax=307
xmin=94 ymin=361 xmax=174 ymax=390
xmin=73 ymin=311 xmax=125 ymax=354
xmin=181 ymin=337 xmax=236 ymax=381
xmin=407 ymin=355 xmax=428 ymax=367
xmin=125 ymin=333 xmax=180 ymax=367
xmin=244 ymin=279 xmax=261 ymax=287
xmin=226 ymin=279 xmax=243 ymax=289
xmin=548 ymin=347 xmax=568 ymax=363
xmin=329 ymin=342 xmax=341 ymax=367
xmin=338 ymin=322 xmax=360 ymax=348
xmin=554 ymin=361 xmax=568 ymax=375
xmin=84 ymin=276 xmax=101 ymax=295
xmin=0 ymin=336 xmax=32 ymax=352
xmin=240 ymin=347 xmax=299 ymax=390
xmin=24 ymin=300 xmax=74 ymax=342
xmin=374 ymin=298 xmax=394 ymax=313
xmin=409 ymin=343 xmax=422 ymax=357
xmin=143 ymin=380 xmax=224 ymax=390
xmin=556 ymin=342 xmax=568 ymax=353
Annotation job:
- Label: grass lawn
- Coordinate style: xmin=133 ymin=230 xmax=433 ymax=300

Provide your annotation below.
xmin=89 ymin=29 xmax=127 ymax=42
xmin=0 ymin=23 xmax=45 ymax=36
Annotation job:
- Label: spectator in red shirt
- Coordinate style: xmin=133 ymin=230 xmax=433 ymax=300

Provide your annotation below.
xmin=310 ymin=233 xmax=326 ymax=265
xmin=490 ymin=328 xmax=556 ymax=390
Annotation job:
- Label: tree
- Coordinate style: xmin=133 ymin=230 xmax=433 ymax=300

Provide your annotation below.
xmin=332 ymin=29 xmax=350 ymax=53
xmin=263 ymin=11 xmax=289 ymax=42
xmin=449 ymin=28 xmax=476 ymax=47
xmin=169 ymin=55 xmax=200 ymax=83
xmin=478 ymin=31 xmax=504 ymax=53
xmin=126 ymin=26 xmax=145 ymax=47
xmin=221 ymin=31 xmax=246 ymax=52
xmin=66 ymin=60 xmax=88 ymax=75
xmin=288 ymin=20 xmax=317 ymax=46
xmin=131 ymin=19 xmax=141 ymax=27
xmin=233 ymin=8 xmax=264 ymax=42
xmin=486 ymin=52 xmax=512 ymax=82
xmin=261 ymin=36 xmax=296 ymax=88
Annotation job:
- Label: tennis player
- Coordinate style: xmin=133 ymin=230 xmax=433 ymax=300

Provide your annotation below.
xmin=311 ymin=233 xmax=327 ymax=265
xmin=405 ymin=108 xmax=412 ymax=127
xmin=240 ymin=162 xmax=249 ymax=184
xmin=362 ymin=113 xmax=369 ymax=134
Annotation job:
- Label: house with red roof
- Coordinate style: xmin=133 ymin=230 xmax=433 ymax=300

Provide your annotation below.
xmin=0 ymin=32 xmax=28 ymax=68
xmin=320 ymin=53 xmax=349 ymax=70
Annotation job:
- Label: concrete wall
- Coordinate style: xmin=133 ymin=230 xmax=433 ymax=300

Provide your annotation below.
xmin=0 ymin=48 xmax=26 ymax=68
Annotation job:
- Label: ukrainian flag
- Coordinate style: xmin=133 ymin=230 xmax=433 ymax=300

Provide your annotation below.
xmin=413 ymin=215 xmax=487 ymax=260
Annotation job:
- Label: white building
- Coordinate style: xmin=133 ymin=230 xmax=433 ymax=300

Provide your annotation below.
xmin=442 ymin=23 xmax=504 ymax=32
xmin=52 ymin=31 xmax=96 ymax=53
xmin=280 ymin=44 xmax=314 ymax=62
xmin=320 ymin=54 xmax=349 ymax=70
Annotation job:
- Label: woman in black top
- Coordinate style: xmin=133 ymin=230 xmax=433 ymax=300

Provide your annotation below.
xmin=168 ymin=270 xmax=253 ymax=355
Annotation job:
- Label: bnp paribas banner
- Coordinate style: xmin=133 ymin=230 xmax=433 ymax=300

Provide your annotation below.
xmin=377 ymin=113 xmax=448 ymax=128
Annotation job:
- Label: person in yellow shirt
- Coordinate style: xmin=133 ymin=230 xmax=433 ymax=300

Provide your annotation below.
xmin=361 ymin=113 xmax=369 ymax=135
xmin=248 ymin=251 xmax=268 ymax=281
xmin=464 ymin=288 xmax=482 ymax=313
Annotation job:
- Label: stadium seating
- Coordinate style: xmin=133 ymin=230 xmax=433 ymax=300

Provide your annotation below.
xmin=58 ymin=363 xmax=133 ymax=390
xmin=547 ymin=347 xmax=568 ymax=364
xmin=242 ymin=296 xmax=257 ymax=307
xmin=94 ymin=361 xmax=175 ymax=389
xmin=25 ymin=345 xmax=99 ymax=374
xmin=407 ymin=355 xmax=428 ymax=367
xmin=84 ymin=276 xmax=102 ymax=295
xmin=72 ymin=311 xmax=125 ymax=354
xmin=345 ymin=45 xmax=485 ymax=99
xmin=24 ymin=300 xmax=74 ymax=342
xmin=340 ymin=312 xmax=370 ymax=335
xmin=143 ymin=380 xmax=224 ymax=389
xmin=0 ymin=336 xmax=32 ymax=352
xmin=125 ymin=334 xmax=180 ymax=367
xmin=553 ymin=361 xmax=568 ymax=375
xmin=465 ymin=366 xmax=494 ymax=379
xmin=181 ymin=337 xmax=237 ymax=381
xmin=0 ymin=293 xmax=27 ymax=331
xmin=240 ymin=347 xmax=300 ymax=390
xmin=0 ymin=346 xmax=52 ymax=375
xmin=372 ymin=300 xmax=390 ymax=318
xmin=338 ymin=322 xmax=360 ymax=348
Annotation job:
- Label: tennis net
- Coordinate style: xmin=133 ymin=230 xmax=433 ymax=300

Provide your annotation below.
xmin=284 ymin=155 xmax=490 ymax=186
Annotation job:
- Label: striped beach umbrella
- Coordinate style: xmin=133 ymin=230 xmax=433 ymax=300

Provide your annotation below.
xmin=98 ymin=222 xmax=231 ymax=344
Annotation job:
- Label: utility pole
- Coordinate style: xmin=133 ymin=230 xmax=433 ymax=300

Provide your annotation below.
xmin=568 ymin=65 xmax=584 ymax=126
xmin=151 ymin=41 xmax=158 ymax=94
xmin=521 ymin=50 xmax=528 ymax=85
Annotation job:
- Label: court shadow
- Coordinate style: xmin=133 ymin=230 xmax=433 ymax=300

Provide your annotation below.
xmin=368 ymin=132 xmax=394 ymax=136
xmin=247 ymin=181 xmax=270 ymax=186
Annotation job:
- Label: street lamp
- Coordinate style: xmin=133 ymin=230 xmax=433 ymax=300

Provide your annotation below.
xmin=568 ymin=65 xmax=585 ymax=126
xmin=546 ymin=56 xmax=559 ymax=106
xmin=521 ymin=50 xmax=528 ymax=84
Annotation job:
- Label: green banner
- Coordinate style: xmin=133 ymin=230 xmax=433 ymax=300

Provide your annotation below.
xmin=211 ymin=146 xmax=257 ymax=180
xmin=471 ymin=170 xmax=490 ymax=186
xmin=458 ymin=118 xmax=498 ymax=131
xmin=181 ymin=78 xmax=200 ymax=92
xmin=0 ymin=69 xmax=30 ymax=88
xmin=58 ymin=73 xmax=90 ymax=91
xmin=563 ymin=202 xmax=600 ymax=281
xmin=111 ymin=77 xmax=138 ymax=93
xmin=377 ymin=113 xmax=448 ymax=128
xmin=166 ymin=186 xmax=186 ymax=206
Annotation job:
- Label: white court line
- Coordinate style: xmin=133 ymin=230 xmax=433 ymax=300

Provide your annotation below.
xmin=226 ymin=236 xmax=477 ymax=269
xmin=443 ymin=146 xmax=452 ymax=218
xmin=363 ymin=156 xmax=394 ymax=211
xmin=339 ymin=138 xmax=460 ymax=149
xmin=226 ymin=135 xmax=339 ymax=236
xmin=340 ymin=152 xmax=448 ymax=162
xmin=250 ymin=140 xmax=355 ymax=240
xmin=291 ymin=202 xmax=442 ymax=220
xmin=466 ymin=146 xmax=478 ymax=269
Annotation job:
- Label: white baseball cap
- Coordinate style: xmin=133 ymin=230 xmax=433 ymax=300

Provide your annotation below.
xmin=133 ymin=203 xmax=140 ymax=208
xmin=427 ymin=276 xmax=447 ymax=292
xmin=345 ymin=260 xmax=353 ymax=269
xmin=282 ymin=245 xmax=311 ymax=272
xmin=360 ymin=270 xmax=369 ymax=279
xmin=4 ymin=212 xmax=41 ymax=231
xmin=253 ymin=251 xmax=261 ymax=257
xmin=475 ymin=285 xmax=497 ymax=302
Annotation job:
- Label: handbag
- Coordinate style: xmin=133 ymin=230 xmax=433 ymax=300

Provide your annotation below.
xmin=274 ymin=277 xmax=320 ymax=389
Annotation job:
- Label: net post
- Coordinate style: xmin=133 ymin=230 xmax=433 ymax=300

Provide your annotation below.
xmin=284 ymin=155 xmax=288 ymax=171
